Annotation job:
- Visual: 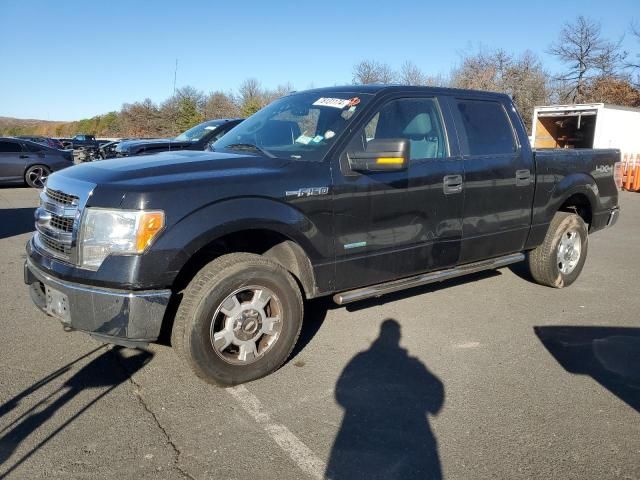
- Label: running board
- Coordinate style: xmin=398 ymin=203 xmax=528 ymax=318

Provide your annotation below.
xmin=333 ymin=253 xmax=525 ymax=305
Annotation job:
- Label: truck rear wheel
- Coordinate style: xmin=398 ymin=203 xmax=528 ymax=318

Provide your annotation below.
xmin=527 ymin=212 xmax=588 ymax=288
xmin=171 ymin=253 xmax=303 ymax=385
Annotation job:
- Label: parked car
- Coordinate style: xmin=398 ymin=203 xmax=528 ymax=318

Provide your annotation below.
xmin=98 ymin=138 xmax=154 ymax=160
xmin=114 ymin=118 xmax=243 ymax=157
xmin=64 ymin=134 xmax=101 ymax=150
xmin=24 ymin=85 xmax=621 ymax=385
xmin=17 ymin=135 xmax=65 ymax=150
xmin=0 ymin=137 xmax=73 ymax=188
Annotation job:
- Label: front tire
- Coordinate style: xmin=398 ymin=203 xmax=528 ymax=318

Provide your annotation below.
xmin=171 ymin=253 xmax=304 ymax=386
xmin=25 ymin=165 xmax=51 ymax=188
xmin=528 ymin=212 xmax=588 ymax=288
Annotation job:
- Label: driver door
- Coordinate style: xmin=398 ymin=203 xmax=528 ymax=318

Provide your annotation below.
xmin=331 ymin=95 xmax=464 ymax=291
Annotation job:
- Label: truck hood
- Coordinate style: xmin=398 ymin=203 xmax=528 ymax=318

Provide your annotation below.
xmin=55 ymin=150 xmax=287 ymax=188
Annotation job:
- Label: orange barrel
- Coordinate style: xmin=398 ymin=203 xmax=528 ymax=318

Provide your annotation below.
xmin=624 ymin=154 xmax=634 ymax=191
xmin=634 ymin=163 xmax=640 ymax=192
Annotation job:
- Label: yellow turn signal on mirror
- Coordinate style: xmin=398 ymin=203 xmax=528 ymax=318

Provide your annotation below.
xmin=376 ymin=157 xmax=404 ymax=165
xmin=135 ymin=211 xmax=165 ymax=252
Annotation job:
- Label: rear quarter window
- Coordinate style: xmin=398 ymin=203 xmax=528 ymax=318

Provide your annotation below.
xmin=456 ymin=99 xmax=516 ymax=156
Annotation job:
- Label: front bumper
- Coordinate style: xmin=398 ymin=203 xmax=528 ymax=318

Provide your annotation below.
xmin=24 ymin=258 xmax=171 ymax=346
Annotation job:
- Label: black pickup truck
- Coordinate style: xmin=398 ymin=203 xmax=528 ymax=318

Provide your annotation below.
xmin=114 ymin=118 xmax=243 ymax=157
xmin=24 ymin=85 xmax=621 ymax=385
xmin=64 ymin=134 xmax=102 ymax=150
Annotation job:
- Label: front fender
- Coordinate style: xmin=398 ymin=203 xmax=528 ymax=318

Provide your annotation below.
xmin=138 ymin=197 xmax=329 ymax=287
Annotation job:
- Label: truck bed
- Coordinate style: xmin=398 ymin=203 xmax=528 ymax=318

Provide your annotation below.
xmin=529 ymin=148 xmax=620 ymax=243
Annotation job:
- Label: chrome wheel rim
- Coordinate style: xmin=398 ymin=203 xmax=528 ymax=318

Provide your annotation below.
xmin=27 ymin=167 xmax=48 ymax=188
xmin=557 ymin=230 xmax=581 ymax=275
xmin=210 ymin=286 xmax=283 ymax=365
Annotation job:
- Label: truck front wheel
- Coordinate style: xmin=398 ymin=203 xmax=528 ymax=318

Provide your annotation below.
xmin=527 ymin=212 xmax=588 ymax=288
xmin=171 ymin=253 xmax=304 ymax=385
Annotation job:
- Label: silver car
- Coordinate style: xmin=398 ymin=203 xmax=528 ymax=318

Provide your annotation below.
xmin=0 ymin=137 xmax=74 ymax=188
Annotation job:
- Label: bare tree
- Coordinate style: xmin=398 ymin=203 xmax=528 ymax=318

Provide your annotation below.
xmin=352 ymin=60 xmax=396 ymax=84
xmin=625 ymin=21 xmax=640 ymax=85
xmin=203 ymin=91 xmax=241 ymax=119
xmin=238 ymin=78 xmax=266 ymax=116
xmin=120 ymin=99 xmax=163 ymax=137
xmin=264 ymin=82 xmax=295 ymax=104
xmin=548 ymin=16 xmax=625 ymax=102
xmin=584 ymin=75 xmax=640 ymax=106
xmin=452 ymin=49 xmax=550 ymax=130
xmin=399 ymin=61 xmax=427 ymax=85
xmin=175 ymin=86 xmax=205 ymax=107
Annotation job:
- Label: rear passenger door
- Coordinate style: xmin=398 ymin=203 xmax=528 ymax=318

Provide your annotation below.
xmin=0 ymin=140 xmax=28 ymax=182
xmin=450 ymin=97 xmax=535 ymax=263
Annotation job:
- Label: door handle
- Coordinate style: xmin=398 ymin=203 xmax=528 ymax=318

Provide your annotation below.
xmin=515 ymin=169 xmax=531 ymax=186
xmin=20 ymin=155 xmax=29 ymax=159
xmin=443 ymin=174 xmax=463 ymax=194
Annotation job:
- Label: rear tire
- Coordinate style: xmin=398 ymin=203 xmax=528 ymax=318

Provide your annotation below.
xmin=25 ymin=165 xmax=51 ymax=189
xmin=528 ymin=212 xmax=588 ymax=288
xmin=171 ymin=253 xmax=304 ymax=386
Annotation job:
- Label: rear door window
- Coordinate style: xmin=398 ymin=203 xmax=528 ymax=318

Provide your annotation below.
xmin=0 ymin=141 xmax=22 ymax=153
xmin=455 ymin=100 xmax=516 ymax=156
xmin=25 ymin=142 xmax=44 ymax=152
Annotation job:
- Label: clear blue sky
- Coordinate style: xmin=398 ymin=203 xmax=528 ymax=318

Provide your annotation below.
xmin=0 ymin=0 xmax=637 ymax=121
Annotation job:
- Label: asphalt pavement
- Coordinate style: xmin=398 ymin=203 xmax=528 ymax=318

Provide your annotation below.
xmin=1 ymin=186 xmax=638 ymax=479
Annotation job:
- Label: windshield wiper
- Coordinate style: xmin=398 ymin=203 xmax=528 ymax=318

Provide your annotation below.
xmin=224 ymin=143 xmax=274 ymax=158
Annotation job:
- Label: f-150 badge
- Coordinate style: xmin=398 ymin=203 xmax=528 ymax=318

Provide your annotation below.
xmin=285 ymin=187 xmax=329 ymax=198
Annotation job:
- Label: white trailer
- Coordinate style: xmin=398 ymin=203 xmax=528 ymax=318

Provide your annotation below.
xmin=531 ymin=103 xmax=640 ymax=161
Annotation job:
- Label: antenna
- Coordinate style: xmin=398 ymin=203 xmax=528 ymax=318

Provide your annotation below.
xmin=173 ymin=59 xmax=178 ymax=96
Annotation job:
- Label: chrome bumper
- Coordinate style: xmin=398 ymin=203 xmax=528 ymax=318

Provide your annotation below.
xmin=24 ymin=259 xmax=171 ymax=346
xmin=607 ymin=206 xmax=620 ymax=228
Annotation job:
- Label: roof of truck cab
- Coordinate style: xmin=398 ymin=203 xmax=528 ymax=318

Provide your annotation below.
xmin=296 ymin=84 xmax=511 ymax=100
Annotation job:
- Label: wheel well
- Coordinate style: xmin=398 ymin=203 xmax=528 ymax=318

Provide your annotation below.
xmin=172 ymin=229 xmax=316 ymax=299
xmin=559 ymin=193 xmax=592 ymax=229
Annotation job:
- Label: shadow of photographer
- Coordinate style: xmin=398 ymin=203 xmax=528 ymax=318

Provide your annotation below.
xmin=326 ymin=319 xmax=444 ymax=480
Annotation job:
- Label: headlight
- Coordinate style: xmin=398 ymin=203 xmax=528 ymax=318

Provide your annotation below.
xmin=79 ymin=208 xmax=165 ymax=269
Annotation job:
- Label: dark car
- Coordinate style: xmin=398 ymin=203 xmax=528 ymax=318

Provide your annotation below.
xmin=66 ymin=134 xmax=101 ymax=149
xmin=98 ymin=138 xmax=155 ymax=160
xmin=17 ymin=136 xmax=66 ymax=150
xmin=0 ymin=137 xmax=74 ymax=188
xmin=114 ymin=118 xmax=242 ymax=157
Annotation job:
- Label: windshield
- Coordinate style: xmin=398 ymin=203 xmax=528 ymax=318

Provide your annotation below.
xmin=174 ymin=122 xmax=218 ymax=142
xmin=214 ymin=91 xmax=372 ymax=161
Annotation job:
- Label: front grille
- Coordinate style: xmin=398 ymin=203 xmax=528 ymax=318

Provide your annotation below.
xmin=35 ymin=187 xmax=81 ymax=262
xmin=45 ymin=188 xmax=78 ymax=206
xmin=49 ymin=214 xmax=74 ymax=232
xmin=38 ymin=234 xmax=72 ymax=256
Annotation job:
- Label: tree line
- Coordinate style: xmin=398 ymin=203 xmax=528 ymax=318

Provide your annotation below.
xmin=3 ymin=16 xmax=639 ymax=138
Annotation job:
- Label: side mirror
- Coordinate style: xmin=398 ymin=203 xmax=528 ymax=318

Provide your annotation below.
xmin=348 ymin=138 xmax=409 ymax=172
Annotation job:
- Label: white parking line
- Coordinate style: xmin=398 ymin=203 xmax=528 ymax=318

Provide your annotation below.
xmin=226 ymin=385 xmax=326 ymax=480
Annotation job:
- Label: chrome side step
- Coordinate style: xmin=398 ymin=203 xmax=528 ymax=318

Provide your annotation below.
xmin=333 ymin=253 xmax=525 ymax=305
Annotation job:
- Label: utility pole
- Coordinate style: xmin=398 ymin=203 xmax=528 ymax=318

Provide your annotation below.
xmin=173 ymin=59 xmax=178 ymax=96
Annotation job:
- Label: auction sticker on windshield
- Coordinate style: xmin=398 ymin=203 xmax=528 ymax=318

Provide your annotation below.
xmin=313 ymin=97 xmax=351 ymax=109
